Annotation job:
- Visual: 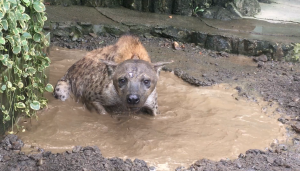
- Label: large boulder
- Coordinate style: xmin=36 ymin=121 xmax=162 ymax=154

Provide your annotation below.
xmin=201 ymin=6 xmax=240 ymax=20
xmin=233 ymin=0 xmax=261 ymax=16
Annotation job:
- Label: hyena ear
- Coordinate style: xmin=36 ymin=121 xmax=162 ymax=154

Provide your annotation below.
xmin=100 ymin=59 xmax=118 ymax=76
xmin=152 ymin=61 xmax=173 ymax=74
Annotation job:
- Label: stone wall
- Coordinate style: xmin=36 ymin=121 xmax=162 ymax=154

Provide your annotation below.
xmin=45 ymin=0 xmax=261 ymax=17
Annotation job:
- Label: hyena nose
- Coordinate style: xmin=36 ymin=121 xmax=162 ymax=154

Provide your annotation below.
xmin=127 ymin=94 xmax=140 ymax=104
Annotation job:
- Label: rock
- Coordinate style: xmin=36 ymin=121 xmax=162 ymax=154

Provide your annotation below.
xmin=254 ymin=54 xmax=268 ymax=62
xmin=201 ymin=6 xmax=240 ymax=21
xmin=72 ymin=146 xmax=82 ymax=153
xmin=278 ymin=144 xmax=288 ymax=151
xmin=89 ymin=33 xmax=97 ymax=38
xmin=293 ymin=75 xmax=300 ymax=81
xmin=173 ymin=0 xmax=193 ymax=16
xmin=278 ymin=117 xmax=288 ymax=124
xmin=267 ymin=157 xmax=274 ymax=164
xmin=257 ymin=61 xmax=264 ymax=68
xmin=153 ymin=0 xmax=173 ymax=14
xmin=233 ymin=0 xmax=261 ymax=17
xmin=173 ymin=41 xmax=181 ymax=50
xmin=104 ymin=25 xmax=130 ymax=36
xmin=291 ymin=123 xmax=300 ymax=133
xmin=205 ymin=35 xmax=232 ymax=52
xmin=149 ymin=166 xmax=156 ymax=171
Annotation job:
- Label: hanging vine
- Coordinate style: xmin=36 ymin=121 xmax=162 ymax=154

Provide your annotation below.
xmin=0 ymin=0 xmax=53 ymax=133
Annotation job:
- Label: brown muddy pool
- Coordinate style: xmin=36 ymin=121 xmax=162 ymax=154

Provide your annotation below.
xmin=16 ymin=47 xmax=285 ymax=170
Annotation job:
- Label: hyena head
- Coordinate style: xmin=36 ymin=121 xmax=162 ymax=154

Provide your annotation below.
xmin=53 ymin=79 xmax=70 ymax=101
xmin=101 ymin=59 xmax=172 ymax=110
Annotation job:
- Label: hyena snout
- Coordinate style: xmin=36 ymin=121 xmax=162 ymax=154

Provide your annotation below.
xmin=126 ymin=94 xmax=140 ymax=104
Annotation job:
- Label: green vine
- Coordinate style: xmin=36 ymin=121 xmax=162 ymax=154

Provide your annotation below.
xmin=0 ymin=0 xmax=53 ymax=134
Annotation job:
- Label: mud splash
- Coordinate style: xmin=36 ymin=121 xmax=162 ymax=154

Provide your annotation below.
xmin=16 ymin=47 xmax=285 ymax=170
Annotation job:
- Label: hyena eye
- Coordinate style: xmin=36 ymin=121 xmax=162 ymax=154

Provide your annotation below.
xmin=118 ymin=78 xmax=127 ymax=86
xmin=143 ymin=79 xmax=151 ymax=87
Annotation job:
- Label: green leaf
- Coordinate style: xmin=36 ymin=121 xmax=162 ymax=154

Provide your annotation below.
xmin=33 ymin=1 xmax=45 ymax=12
xmin=33 ymin=33 xmax=41 ymax=42
xmin=17 ymin=82 xmax=23 ymax=88
xmin=0 ymin=12 xmax=4 ymax=19
xmin=8 ymin=0 xmax=17 ymax=4
xmin=21 ymin=0 xmax=31 ymax=6
xmin=16 ymin=102 xmax=26 ymax=108
xmin=13 ymin=46 xmax=21 ymax=54
xmin=0 ymin=37 xmax=5 ymax=44
xmin=26 ymin=67 xmax=36 ymax=75
xmin=43 ymin=15 xmax=47 ymax=21
xmin=21 ymin=40 xmax=27 ymax=46
xmin=23 ymin=54 xmax=31 ymax=61
xmin=1 ymin=19 xmax=8 ymax=30
xmin=19 ymin=95 xmax=25 ymax=100
xmin=4 ymin=115 xmax=11 ymax=121
xmin=30 ymin=101 xmax=40 ymax=110
xmin=18 ymin=4 xmax=25 ymax=13
xmin=6 ymin=35 xmax=14 ymax=45
xmin=44 ymin=32 xmax=50 ymax=47
xmin=6 ymin=61 xmax=14 ymax=68
xmin=0 ymin=54 xmax=5 ymax=60
xmin=18 ymin=20 xmax=26 ymax=29
xmin=22 ymin=45 xmax=28 ymax=52
xmin=45 ymin=83 xmax=54 ymax=92
xmin=3 ymin=2 xmax=10 ymax=11
xmin=12 ymin=28 xmax=19 ymax=35
xmin=1 ymin=85 xmax=6 ymax=91
xmin=34 ymin=24 xmax=42 ymax=33
xmin=22 ymin=13 xmax=30 ymax=21
xmin=7 ymin=81 xmax=12 ymax=88
xmin=21 ymin=32 xmax=32 ymax=39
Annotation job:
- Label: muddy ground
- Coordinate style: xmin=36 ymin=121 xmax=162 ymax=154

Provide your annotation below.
xmin=1 ymin=35 xmax=300 ymax=170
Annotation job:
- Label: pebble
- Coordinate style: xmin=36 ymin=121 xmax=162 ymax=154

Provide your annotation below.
xmin=291 ymin=122 xmax=300 ymax=133
xmin=172 ymin=41 xmax=181 ymax=50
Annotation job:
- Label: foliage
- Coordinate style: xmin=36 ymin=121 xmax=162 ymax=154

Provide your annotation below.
xmin=0 ymin=0 xmax=53 ymax=133
xmin=192 ymin=0 xmax=211 ymax=16
xmin=291 ymin=43 xmax=300 ymax=62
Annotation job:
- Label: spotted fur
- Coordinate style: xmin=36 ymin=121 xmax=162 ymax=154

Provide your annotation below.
xmin=53 ymin=35 xmax=171 ymax=115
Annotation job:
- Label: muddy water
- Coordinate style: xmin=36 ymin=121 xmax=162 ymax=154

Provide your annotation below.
xmin=17 ymin=47 xmax=285 ymax=170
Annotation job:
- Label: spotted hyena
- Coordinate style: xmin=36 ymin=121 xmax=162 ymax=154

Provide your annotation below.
xmin=53 ymin=35 xmax=171 ymax=115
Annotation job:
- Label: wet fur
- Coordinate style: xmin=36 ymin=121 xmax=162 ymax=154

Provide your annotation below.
xmin=53 ymin=35 xmax=161 ymax=115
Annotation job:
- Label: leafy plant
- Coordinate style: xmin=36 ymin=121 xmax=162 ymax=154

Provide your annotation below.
xmin=291 ymin=43 xmax=300 ymax=62
xmin=192 ymin=0 xmax=211 ymax=16
xmin=0 ymin=0 xmax=53 ymax=133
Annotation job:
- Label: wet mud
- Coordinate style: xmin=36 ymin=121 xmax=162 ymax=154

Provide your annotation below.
xmin=2 ymin=35 xmax=300 ymax=170
xmin=14 ymin=47 xmax=284 ymax=170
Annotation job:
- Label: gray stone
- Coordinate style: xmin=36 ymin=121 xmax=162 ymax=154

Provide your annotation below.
xmin=173 ymin=0 xmax=193 ymax=16
xmin=129 ymin=24 xmax=151 ymax=35
xmin=233 ymin=0 xmax=261 ymax=17
xmin=153 ymin=0 xmax=173 ymax=14
xmin=104 ymin=25 xmax=130 ymax=36
xmin=191 ymin=32 xmax=207 ymax=46
xmin=92 ymin=25 xmax=105 ymax=35
xmin=205 ymin=35 xmax=232 ymax=52
xmin=201 ymin=6 xmax=240 ymax=20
